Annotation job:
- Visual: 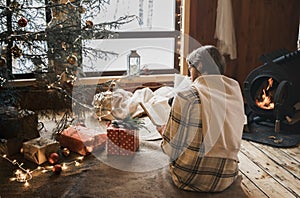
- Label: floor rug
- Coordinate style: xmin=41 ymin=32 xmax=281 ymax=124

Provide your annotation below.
xmin=242 ymin=120 xmax=300 ymax=148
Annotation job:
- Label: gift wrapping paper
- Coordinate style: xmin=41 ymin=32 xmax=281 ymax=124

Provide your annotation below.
xmin=23 ymin=137 xmax=59 ymax=165
xmin=59 ymin=125 xmax=107 ymax=156
xmin=107 ymin=124 xmax=139 ymax=156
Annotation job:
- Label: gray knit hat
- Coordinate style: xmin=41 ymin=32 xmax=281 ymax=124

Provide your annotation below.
xmin=186 ymin=45 xmax=225 ymax=75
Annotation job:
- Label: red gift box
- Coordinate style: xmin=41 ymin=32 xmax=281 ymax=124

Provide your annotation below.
xmin=107 ymin=124 xmax=139 ymax=156
xmin=58 ymin=125 xmax=107 ymax=156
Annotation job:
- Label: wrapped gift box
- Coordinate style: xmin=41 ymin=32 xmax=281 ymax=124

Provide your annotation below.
xmin=23 ymin=137 xmax=59 ymax=165
xmin=58 ymin=125 xmax=107 ymax=156
xmin=107 ymin=124 xmax=139 ymax=156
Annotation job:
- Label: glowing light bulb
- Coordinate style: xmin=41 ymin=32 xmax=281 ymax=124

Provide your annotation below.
xmin=62 ymin=163 xmax=68 ymax=170
xmin=24 ymin=180 xmax=30 ymax=187
xmin=10 ymin=177 xmax=16 ymax=181
xmin=15 ymin=169 xmax=22 ymax=175
xmin=77 ymin=156 xmax=84 ymax=161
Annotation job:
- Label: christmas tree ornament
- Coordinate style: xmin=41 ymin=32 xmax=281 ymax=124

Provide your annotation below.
xmin=85 ymin=20 xmax=94 ymax=29
xmin=67 ymin=55 xmax=77 ymax=65
xmin=62 ymin=148 xmax=70 ymax=157
xmin=52 ymin=164 xmax=62 ymax=174
xmin=0 ymin=56 xmax=7 ymax=67
xmin=48 ymin=152 xmax=60 ymax=164
xmin=18 ymin=17 xmax=28 ymax=27
xmin=11 ymin=45 xmax=22 ymax=58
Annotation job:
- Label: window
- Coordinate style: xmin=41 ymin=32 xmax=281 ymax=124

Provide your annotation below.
xmin=0 ymin=0 xmax=48 ymax=78
xmin=0 ymin=0 xmax=181 ymax=79
xmin=82 ymin=0 xmax=182 ymax=76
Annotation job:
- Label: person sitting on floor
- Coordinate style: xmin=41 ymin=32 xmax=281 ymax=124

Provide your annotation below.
xmin=159 ymin=45 xmax=245 ymax=192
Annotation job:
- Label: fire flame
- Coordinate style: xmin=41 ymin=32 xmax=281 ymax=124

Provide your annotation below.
xmin=256 ymin=78 xmax=275 ymax=109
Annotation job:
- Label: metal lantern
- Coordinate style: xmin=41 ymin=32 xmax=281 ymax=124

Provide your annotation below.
xmin=127 ymin=50 xmax=140 ymax=76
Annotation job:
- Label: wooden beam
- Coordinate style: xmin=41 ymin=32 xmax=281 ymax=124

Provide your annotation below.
xmin=181 ymin=0 xmax=191 ymax=75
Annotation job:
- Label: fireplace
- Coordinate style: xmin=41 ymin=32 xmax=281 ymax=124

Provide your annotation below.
xmin=244 ymin=49 xmax=300 ymax=132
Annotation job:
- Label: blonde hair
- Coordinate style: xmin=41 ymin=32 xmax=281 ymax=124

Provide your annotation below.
xmin=186 ymin=45 xmax=226 ymax=75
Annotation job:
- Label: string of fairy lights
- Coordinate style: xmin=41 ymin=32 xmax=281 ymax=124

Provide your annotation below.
xmin=1 ymin=154 xmax=85 ymax=187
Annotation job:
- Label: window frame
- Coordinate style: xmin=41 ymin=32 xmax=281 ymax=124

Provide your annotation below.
xmin=83 ymin=30 xmax=181 ymax=77
xmin=0 ymin=0 xmax=51 ymax=79
xmin=83 ymin=0 xmax=182 ymax=77
xmin=1 ymin=0 xmax=182 ymax=80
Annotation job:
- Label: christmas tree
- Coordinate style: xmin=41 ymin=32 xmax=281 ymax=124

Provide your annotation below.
xmin=1 ymin=0 xmax=135 ymax=82
xmin=0 ymin=0 xmax=135 ymax=133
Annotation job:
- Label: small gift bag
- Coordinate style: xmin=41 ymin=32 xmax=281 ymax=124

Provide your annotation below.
xmin=92 ymin=81 xmax=117 ymax=121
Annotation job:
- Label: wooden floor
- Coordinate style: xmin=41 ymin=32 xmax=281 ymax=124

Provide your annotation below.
xmin=43 ymin=114 xmax=300 ymax=198
xmin=239 ymin=139 xmax=300 ymax=197
xmin=2 ymin=113 xmax=299 ymax=198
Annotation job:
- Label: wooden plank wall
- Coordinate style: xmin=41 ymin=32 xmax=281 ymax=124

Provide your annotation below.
xmin=188 ymin=0 xmax=300 ymax=88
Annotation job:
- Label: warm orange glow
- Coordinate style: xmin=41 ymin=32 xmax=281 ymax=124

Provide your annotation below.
xmin=24 ymin=181 xmax=30 ymax=187
xmin=256 ymin=78 xmax=275 ymax=109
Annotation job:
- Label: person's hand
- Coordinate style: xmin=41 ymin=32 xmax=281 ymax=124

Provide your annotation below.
xmin=156 ymin=125 xmax=166 ymax=135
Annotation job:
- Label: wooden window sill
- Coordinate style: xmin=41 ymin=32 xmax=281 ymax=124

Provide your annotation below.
xmin=9 ymin=74 xmax=176 ymax=87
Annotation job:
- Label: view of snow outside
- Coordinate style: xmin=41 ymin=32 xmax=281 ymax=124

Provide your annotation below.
xmin=82 ymin=0 xmax=176 ymax=73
